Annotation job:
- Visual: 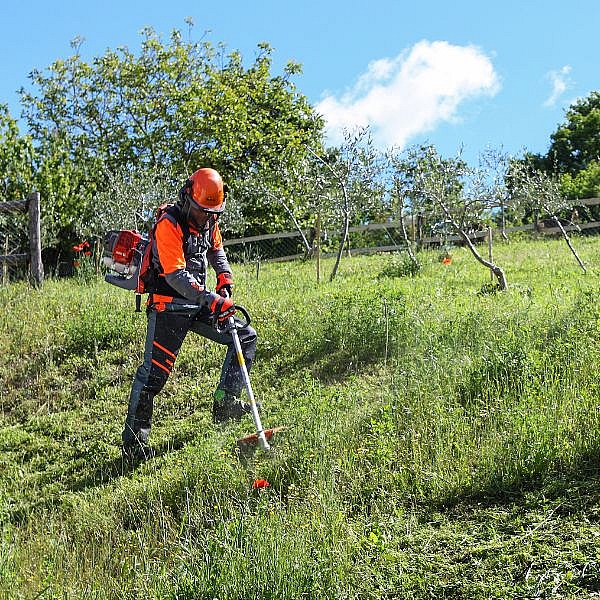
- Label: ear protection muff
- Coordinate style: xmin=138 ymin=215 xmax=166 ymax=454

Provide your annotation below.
xmin=177 ymin=179 xmax=193 ymax=223
xmin=178 ymin=179 xmax=193 ymax=204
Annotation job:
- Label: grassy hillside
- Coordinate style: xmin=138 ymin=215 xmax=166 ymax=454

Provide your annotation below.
xmin=1 ymin=236 xmax=600 ymax=598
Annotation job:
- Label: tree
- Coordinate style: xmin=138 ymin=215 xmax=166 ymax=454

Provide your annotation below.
xmin=547 ymin=91 xmax=600 ymax=175
xmin=89 ymin=164 xmax=180 ymax=237
xmin=527 ymin=91 xmax=600 ymax=205
xmin=0 ymin=105 xmax=34 ymax=201
xmin=508 ymin=160 xmax=586 ymax=273
xmin=308 ymin=127 xmax=383 ymax=281
xmin=235 ymin=149 xmax=325 ymax=254
xmin=20 ymin=24 xmax=324 ymax=247
xmin=385 ymin=148 xmax=423 ymax=272
xmin=32 ymin=130 xmax=104 ymax=251
xmin=396 ymin=145 xmax=509 ymax=290
xmin=479 ymin=147 xmax=513 ymax=239
xmin=0 ymin=105 xmax=35 ymax=270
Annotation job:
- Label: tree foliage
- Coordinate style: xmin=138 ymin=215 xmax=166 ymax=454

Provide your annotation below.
xmin=0 ymin=104 xmax=34 ymax=201
xmin=525 ymin=91 xmax=600 ymax=203
xmin=20 ymin=25 xmax=324 ymax=247
xmin=547 ymin=91 xmax=600 ymax=175
xmin=560 ymin=159 xmax=600 ymax=200
xmin=89 ymin=165 xmax=180 ymax=237
xmin=0 ymin=105 xmax=35 ymax=263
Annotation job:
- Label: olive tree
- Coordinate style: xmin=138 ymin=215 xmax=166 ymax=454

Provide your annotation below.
xmin=234 ymin=149 xmax=327 ymax=254
xmin=308 ymin=127 xmax=384 ymax=281
xmin=396 ymin=145 xmax=509 ymax=290
xmin=508 ymin=160 xmax=586 ymax=273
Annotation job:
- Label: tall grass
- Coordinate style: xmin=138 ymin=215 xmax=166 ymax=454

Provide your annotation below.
xmin=2 ymin=236 xmax=600 ymax=598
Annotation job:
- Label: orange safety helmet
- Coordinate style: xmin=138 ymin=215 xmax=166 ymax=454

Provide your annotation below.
xmin=185 ymin=168 xmax=226 ymax=213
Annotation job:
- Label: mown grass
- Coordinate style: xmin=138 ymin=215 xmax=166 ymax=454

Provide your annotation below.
xmin=1 ymin=235 xmax=600 ymax=598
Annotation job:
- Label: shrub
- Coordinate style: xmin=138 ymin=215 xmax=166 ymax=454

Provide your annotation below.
xmin=380 ymin=254 xmax=421 ymax=278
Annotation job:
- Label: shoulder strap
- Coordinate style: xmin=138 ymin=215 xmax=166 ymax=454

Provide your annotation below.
xmin=163 ymin=203 xmax=190 ymax=238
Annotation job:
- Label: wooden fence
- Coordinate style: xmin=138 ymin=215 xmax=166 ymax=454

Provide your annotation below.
xmin=1 ymin=194 xmax=598 ymax=279
xmin=0 ymin=192 xmax=43 ymax=285
xmin=223 ymin=197 xmax=600 ymax=263
xmin=225 ymin=220 xmax=600 ymax=264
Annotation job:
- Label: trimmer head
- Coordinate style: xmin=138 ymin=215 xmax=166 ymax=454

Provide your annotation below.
xmin=236 ymin=426 xmax=287 ymax=448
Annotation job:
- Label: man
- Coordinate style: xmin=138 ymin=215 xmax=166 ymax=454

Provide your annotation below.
xmin=122 ymin=167 xmax=257 ymax=461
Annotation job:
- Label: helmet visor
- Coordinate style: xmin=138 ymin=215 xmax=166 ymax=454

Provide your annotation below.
xmin=190 ymin=198 xmax=226 ymax=214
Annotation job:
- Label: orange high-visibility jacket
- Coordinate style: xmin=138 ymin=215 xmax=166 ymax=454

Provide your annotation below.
xmin=149 ymin=205 xmax=231 ymax=306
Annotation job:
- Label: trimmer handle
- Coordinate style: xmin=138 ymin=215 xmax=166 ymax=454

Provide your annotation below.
xmin=214 ymin=303 xmax=251 ymax=333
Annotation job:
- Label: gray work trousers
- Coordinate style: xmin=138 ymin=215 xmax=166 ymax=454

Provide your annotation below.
xmin=122 ymin=303 xmax=257 ymax=446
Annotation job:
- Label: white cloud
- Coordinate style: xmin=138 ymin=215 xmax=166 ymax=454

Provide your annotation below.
xmin=315 ymin=40 xmax=500 ymax=149
xmin=543 ymin=65 xmax=572 ymax=108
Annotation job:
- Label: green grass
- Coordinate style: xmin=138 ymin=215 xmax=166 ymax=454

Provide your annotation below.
xmin=2 ymin=235 xmax=600 ymax=598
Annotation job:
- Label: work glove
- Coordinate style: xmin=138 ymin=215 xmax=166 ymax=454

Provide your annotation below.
xmin=216 ymin=271 xmax=234 ymax=298
xmin=209 ymin=293 xmax=236 ymax=322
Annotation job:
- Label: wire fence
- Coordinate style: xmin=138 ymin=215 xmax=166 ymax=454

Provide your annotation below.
xmin=2 ymin=196 xmax=600 ymax=285
xmin=0 ymin=194 xmax=43 ymax=286
xmin=223 ymin=221 xmax=420 ymax=263
xmin=223 ymin=217 xmax=600 ymax=264
xmin=0 ymin=201 xmax=32 ymax=284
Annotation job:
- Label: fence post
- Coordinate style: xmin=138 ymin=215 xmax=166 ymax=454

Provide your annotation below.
xmin=315 ymin=213 xmax=321 ymax=283
xmin=28 ymin=191 xmax=44 ymax=286
xmin=487 ymin=226 xmax=494 ymax=281
xmin=2 ymin=237 xmax=8 ymax=285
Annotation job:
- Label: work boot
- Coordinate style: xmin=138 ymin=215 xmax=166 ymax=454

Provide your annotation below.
xmin=121 ymin=441 xmax=155 ymax=465
xmin=212 ymin=389 xmax=254 ymax=424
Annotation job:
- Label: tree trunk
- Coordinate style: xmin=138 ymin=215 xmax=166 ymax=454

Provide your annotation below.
xmin=330 ymin=208 xmax=349 ymax=281
xmin=549 ymin=212 xmax=586 ymax=273
xmin=271 ymin=193 xmax=312 ymax=254
xmin=458 ymin=228 xmax=508 ymax=290
xmin=315 ymin=213 xmax=321 ymax=283
xmin=398 ymin=208 xmax=420 ymax=269
xmin=438 ymin=200 xmax=508 ymax=290
xmin=500 ymin=199 xmax=508 ymax=241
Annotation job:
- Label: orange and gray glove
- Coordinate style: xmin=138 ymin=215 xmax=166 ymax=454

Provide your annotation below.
xmin=209 ymin=293 xmax=236 ymax=322
xmin=216 ymin=271 xmax=234 ymax=298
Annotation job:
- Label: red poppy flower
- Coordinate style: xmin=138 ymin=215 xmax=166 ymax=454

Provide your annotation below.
xmin=442 ymin=257 xmax=452 ymax=265
xmin=73 ymin=241 xmax=90 ymax=253
xmin=252 ymin=479 xmax=270 ymax=489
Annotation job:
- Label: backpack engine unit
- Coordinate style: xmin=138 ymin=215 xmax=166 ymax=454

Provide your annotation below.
xmin=103 ymin=229 xmax=149 ymax=291
xmin=103 ymin=203 xmax=180 ymax=311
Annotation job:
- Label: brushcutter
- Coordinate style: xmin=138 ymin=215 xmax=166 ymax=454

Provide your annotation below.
xmin=215 ymin=302 xmax=279 ymax=452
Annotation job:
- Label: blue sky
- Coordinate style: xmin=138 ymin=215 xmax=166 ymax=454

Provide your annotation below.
xmin=1 ymin=0 xmax=598 ymax=165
